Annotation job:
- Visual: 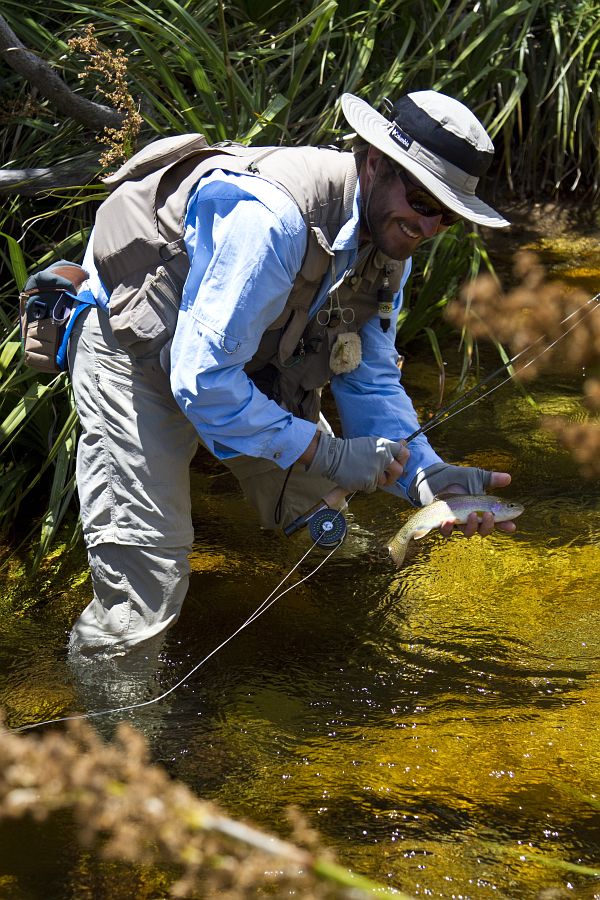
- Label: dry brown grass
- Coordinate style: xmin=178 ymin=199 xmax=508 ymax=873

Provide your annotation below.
xmin=446 ymin=252 xmax=600 ymax=477
xmin=68 ymin=25 xmax=143 ymax=168
xmin=0 ymin=715 xmax=405 ymax=899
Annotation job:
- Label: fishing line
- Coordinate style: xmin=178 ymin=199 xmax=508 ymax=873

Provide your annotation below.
xmin=406 ymin=290 xmax=600 ymax=444
xmin=8 ymin=511 xmax=348 ymax=735
xmin=12 ymin=292 xmax=598 ymax=735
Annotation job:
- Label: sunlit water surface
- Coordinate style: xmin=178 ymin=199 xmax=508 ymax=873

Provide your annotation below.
xmin=0 ymin=241 xmax=599 ymax=899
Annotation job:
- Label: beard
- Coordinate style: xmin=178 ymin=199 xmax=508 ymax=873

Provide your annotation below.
xmin=360 ymin=169 xmax=421 ymax=261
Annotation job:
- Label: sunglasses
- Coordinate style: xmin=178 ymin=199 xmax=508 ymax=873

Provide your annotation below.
xmin=388 ymin=162 xmax=461 ymax=226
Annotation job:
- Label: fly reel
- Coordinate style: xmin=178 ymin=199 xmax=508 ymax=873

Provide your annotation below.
xmin=306 ymin=506 xmax=347 ymax=547
xmin=283 ymin=503 xmax=348 ymax=550
xmin=283 ymin=487 xmax=349 ymax=549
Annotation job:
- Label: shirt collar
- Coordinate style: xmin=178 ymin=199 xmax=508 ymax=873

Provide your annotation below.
xmin=331 ymin=179 xmax=361 ymax=251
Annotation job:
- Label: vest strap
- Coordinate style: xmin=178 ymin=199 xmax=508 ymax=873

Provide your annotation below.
xmin=56 ymin=289 xmax=97 ymax=370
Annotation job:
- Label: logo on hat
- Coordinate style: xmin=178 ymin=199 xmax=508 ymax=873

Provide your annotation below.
xmin=389 ymin=122 xmax=413 ymax=151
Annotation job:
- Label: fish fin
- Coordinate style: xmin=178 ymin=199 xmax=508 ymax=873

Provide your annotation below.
xmin=412 ymin=527 xmax=432 ymax=541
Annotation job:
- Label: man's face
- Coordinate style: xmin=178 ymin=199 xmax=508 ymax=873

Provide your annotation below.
xmin=360 ymin=148 xmax=458 ymax=260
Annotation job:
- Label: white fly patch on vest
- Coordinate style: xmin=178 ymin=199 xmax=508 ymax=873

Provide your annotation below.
xmin=329 ymin=331 xmax=362 ymax=374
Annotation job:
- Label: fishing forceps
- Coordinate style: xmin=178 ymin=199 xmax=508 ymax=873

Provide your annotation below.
xmin=316 ymin=259 xmax=356 ymax=327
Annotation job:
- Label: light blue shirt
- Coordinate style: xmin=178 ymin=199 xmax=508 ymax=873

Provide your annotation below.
xmin=83 ymin=167 xmax=442 ymax=500
xmin=170 ymin=168 xmax=442 ymax=499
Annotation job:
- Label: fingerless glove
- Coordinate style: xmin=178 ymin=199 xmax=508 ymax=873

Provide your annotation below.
xmin=408 ymin=462 xmax=491 ymax=506
xmin=308 ymin=434 xmax=405 ymax=493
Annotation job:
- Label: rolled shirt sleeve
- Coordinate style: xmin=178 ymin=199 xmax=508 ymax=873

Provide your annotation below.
xmin=170 ymin=171 xmax=317 ymax=467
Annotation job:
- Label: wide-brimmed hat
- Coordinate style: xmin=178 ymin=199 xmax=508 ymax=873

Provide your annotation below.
xmin=341 ymin=91 xmax=509 ymax=228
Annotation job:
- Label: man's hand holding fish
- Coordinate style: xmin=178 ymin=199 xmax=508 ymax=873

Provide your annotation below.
xmin=387 ymin=463 xmax=524 ymax=568
xmin=439 ymin=472 xmax=517 ymax=538
xmin=407 ymin=461 xmax=518 ymax=538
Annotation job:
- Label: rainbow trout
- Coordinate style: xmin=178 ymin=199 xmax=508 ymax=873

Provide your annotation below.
xmin=387 ymin=494 xmax=524 ymax=567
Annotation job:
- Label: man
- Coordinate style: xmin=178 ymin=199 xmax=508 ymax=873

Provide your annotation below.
xmin=64 ymin=90 xmax=515 ymax=657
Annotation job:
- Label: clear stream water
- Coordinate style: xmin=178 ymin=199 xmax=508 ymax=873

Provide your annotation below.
xmin=0 ymin=234 xmax=599 ymax=899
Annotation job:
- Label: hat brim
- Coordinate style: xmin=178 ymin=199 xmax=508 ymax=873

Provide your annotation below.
xmin=341 ymin=93 xmax=509 ymax=229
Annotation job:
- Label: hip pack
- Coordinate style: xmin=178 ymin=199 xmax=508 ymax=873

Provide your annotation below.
xmin=19 ymin=262 xmax=94 ymax=373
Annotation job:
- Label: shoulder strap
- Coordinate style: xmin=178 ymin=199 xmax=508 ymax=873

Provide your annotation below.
xmin=103 ymin=133 xmax=211 ymax=190
xmin=55 ymin=290 xmax=97 ymax=370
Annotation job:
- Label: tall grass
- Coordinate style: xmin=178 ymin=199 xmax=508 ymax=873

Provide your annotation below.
xmin=1 ymin=0 xmax=598 ymax=565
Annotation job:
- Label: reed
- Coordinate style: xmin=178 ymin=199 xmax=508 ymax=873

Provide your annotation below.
xmin=447 ymin=252 xmax=600 ymax=477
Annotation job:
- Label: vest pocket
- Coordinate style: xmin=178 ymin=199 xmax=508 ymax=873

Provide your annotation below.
xmin=108 ymin=265 xmax=181 ymax=357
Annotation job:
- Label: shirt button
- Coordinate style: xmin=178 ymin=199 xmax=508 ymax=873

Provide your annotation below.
xmin=273 ymin=451 xmax=282 ymax=460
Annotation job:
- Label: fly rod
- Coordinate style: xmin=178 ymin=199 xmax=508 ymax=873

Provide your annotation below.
xmin=405 ymin=289 xmax=600 ymax=443
xmin=285 ymin=289 xmax=600 ymax=542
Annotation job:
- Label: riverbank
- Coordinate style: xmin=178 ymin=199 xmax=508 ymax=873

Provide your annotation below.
xmin=483 ymin=197 xmax=600 ymax=290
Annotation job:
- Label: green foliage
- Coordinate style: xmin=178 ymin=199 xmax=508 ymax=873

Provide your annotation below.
xmin=0 ymin=0 xmax=598 ymax=565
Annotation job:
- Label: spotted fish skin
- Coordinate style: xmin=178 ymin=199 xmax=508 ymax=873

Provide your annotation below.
xmin=387 ymin=494 xmax=524 ymax=567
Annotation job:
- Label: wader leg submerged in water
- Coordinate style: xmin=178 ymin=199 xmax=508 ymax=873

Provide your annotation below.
xmin=67 ymin=307 xmax=337 ymax=656
xmin=67 ymin=306 xmax=198 ymax=656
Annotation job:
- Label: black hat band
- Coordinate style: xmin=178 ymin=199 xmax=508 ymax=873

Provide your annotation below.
xmin=390 ymin=96 xmax=494 ymax=178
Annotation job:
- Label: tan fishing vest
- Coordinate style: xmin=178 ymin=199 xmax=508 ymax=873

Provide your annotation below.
xmin=93 ymin=137 xmax=405 ymax=422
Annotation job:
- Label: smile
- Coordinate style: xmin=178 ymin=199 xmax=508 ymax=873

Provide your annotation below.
xmin=399 ymin=222 xmax=421 ymax=240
